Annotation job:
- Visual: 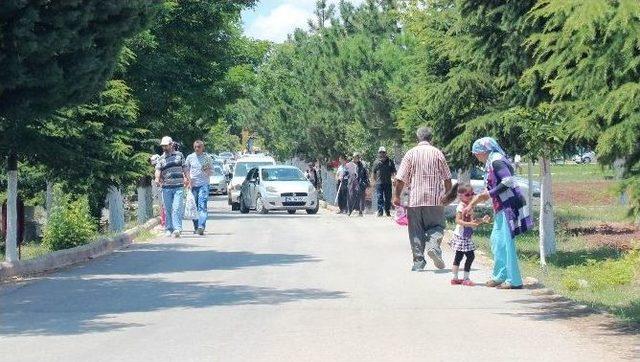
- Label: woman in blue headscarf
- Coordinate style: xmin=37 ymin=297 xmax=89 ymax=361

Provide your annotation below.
xmin=464 ymin=137 xmax=533 ymax=289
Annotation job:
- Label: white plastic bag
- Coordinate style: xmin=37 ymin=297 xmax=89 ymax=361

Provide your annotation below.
xmin=183 ymin=190 xmax=197 ymax=220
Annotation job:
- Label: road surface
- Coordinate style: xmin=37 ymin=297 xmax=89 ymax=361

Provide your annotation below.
xmin=1 ymin=197 xmax=638 ymax=361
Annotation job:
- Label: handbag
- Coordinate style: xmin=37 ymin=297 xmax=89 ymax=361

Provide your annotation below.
xmin=183 ymin=190 xmax=198 ymax=220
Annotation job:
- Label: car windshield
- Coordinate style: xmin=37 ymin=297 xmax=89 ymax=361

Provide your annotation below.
xmin=212 ymin=166 xmax=223 ymax=176
xmin=261 ymin=168 xmax=307 ymax=182
xmin=234 ymin=162 xmax=273 ymax=177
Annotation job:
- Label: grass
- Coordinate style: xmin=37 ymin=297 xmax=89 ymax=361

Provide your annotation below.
xmin=0 ymin=241 xmax=53 ymax=261
xmin=460 ymin=163 xmax=640 ymax=325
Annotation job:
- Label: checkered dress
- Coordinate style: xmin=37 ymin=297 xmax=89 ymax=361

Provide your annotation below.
xmin=451 ymin=233 xmax=476 ymax=252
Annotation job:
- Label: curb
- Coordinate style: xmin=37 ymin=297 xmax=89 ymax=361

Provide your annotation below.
xmin=0 ymin=217 xmax=160 ymax=281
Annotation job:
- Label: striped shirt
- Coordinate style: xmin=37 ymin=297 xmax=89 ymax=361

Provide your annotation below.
xmin=396 ymin=141 xmax=452 ymax=207
xmin=156 ymin=151 xmax=186 ymax=188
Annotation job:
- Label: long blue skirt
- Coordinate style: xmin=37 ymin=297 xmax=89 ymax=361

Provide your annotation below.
xmin=490 ymin=211 xmax=523 ymax=286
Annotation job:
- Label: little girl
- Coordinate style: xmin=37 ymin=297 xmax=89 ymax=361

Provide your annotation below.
xmin=443 ymin=183 xmax=490 ymax=286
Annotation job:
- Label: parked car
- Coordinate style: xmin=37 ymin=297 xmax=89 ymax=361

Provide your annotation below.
xmin=238 ymin=165 xmax=319 ymax=215
xmin=228 ymin=155 xmax=276 ymax=210
xmin=209 ymin=164 xmax=228 ymax=195
xmin=572 ymin=151 xmax=596 ymax=164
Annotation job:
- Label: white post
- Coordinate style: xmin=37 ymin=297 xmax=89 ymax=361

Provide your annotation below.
xmin=137 ymin=177 xmax=153 ymax=224
xmin=527 ymin=158 xmax=534 ymax=220
xmin=538 ymin=157 xmax=556 ymax=264
xmin=107 ymin=186 xmax=125 ymax=233
xmin=5 ymin=169 xmax=18 ymax=262
xmin=46 ymin=181 xmax=54 ymax=216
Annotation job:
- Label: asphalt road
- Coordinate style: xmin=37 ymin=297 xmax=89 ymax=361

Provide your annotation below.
xmin=0 ymin=197 xmax=637 ymax=361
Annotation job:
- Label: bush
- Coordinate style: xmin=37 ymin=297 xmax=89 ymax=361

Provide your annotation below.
xmin=42 ymin=188 xmax=97 ymax=251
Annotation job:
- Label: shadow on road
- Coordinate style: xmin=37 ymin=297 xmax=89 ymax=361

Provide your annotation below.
xmin=500 ymin=295 xmax=640 ymax=359
xmin=83 ymin=243 xmax=322 ymax=275
xmin=0 ymin=278 xmax=346 ymax=336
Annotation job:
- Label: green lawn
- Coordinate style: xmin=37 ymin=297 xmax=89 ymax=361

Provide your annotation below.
xmin=461 ymin=163 xmax=640 ymax=325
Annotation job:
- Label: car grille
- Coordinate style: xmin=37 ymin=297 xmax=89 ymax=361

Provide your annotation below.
xmin=282 ymin=202 xmax=306 ymax=207
xmin=280 ymin=192 xmax=308 ymax=197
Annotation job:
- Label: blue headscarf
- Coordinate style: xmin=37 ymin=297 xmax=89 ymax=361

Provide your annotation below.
xmin=472 ymin=137 xmax=507 ymax=156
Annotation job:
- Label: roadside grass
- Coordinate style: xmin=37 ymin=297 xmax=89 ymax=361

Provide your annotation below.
xmin=133 ymin=229 xmax=157 ymax=243
xmin=455 ymin=163 xmax=640 ymax=325
xmin=0 ymin=241 xmax=53 ymax=261
xmin=531 ymin=163 xmax=615 ymax=183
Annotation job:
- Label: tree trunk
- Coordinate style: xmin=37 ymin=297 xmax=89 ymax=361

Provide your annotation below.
xmin=527 ymin=159 xmax=534 ymax=222
xmin=107 ymin=186 xmax=125 ymax=233
xmin=137 ymin=177 xmax=153 ymax=224
xmin=457 ymin=168 xmax=471 ymax=183
xmin=5 ymin=152 xmax=19 ymax=262
xmin=538 ymin=157 xmax=556 ymax=263
xmin=46 ymin=181 xmax=54 ymax=216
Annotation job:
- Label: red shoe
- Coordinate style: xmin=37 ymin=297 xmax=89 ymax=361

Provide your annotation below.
xmin=462 ymin=279 xmax=475 ymax=286
xmin=450 ymin=278 xmax=463 ymax=285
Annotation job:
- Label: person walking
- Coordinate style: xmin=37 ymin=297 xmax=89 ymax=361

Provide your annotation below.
xmin=335 ymin=155 xmax=349 ymax=214
xmin=155 ymin=136 xmax=190 ymax=238
xmin=185 ymin=140 xmax=213 ymax=235
xmin=463 ymin=137 xmax=533 ymax=289
xmin=372 ymin=146 xmax=396 ymax=217
xmin=346 ymin=153 xmax=366 ymax=217
xmin=393 ymin=127 xmax=452 ymax=271
xmin=306 ymin=162 xmax=321 ymax=191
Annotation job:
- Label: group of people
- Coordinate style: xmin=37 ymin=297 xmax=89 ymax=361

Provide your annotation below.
xmin=334 ymin=147 xmax=397 ymax=217
xmin=393 ymin=127 xmax=532 ymax=289
xmin=153 ymin=136 xmax=213 ymax=238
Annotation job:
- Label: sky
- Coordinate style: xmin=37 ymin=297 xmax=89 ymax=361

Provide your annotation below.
xmin=242 ymin=0 xmax=365 ymax=43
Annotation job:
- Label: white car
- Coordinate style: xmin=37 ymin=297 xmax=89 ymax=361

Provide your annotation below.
xmin=209 ymin=164 xmax=228 ymax=195
xmin=238 ymin=165 xmax=319 ymax=214
xmin=228 ymin=155 xmax=276 ymax=210
xmin=572 ymin=151 xmax=596 ymax=164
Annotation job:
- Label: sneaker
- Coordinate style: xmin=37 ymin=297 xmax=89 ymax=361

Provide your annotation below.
xmin=462 ymin=279 xmax=475 ymax=287
xmin=358 ymin=212 xmax=363 ymax=217
xmin=411 ymin=259 xmax=427 ymax=271
xmin=377 ymin=211 xmax=383 ymax=217
xmin=451 ymin=278 xmax=463 ymax=285
xmin=196 ymin=228 xmax=204 ymax=235
xmin=172 ymin=230 xmax=181 ymax=238
xmin=385 ymin=211 xmax=391 ymax=217
xmin=164 ymin=231 xmax=172 ymax=237
xmin=427 ymin=249 xmax=445 ymax=269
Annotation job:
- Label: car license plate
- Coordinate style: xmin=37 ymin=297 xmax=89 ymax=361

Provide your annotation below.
xmin=284 ymin=196 xmax=305 ymax=202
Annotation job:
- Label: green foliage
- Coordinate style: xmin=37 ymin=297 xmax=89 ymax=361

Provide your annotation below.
xmin=0 ymin=0 xmax=159 ymax=130
xmin=43 ymin=188 xmax=97 ymax=251
xmin=234 ymin=0 xmax=406 ymax=162
xmin=206 ymin=121 xmax=242 ymax=154
xmin=561 ymin=251 xmax=640 ymax=292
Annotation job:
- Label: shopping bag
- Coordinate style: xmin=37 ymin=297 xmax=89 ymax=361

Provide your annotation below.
xmin=183 ymin=191 xmax=198 ymax=220
xmin=394 ymin=205 xmax=408 ymax=226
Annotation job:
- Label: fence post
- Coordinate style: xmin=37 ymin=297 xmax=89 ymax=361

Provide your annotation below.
xmin=107 ymin=186 xmax=125 ymax=233
xmin=137 ymin=176 xmax=153 ymax=224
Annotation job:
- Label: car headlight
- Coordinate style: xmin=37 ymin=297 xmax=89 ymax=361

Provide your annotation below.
xmin=266 ymin=186 xmax=278 ymax=194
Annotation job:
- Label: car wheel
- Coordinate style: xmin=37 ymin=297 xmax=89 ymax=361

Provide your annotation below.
xmin=306 ymin=201 xmax=320 ymax=215
xmin=239 ymin=198 xmax=250 ymax=214
xmin=583 ymin=157 xmax=591 ymax=164
xmin=231 ymin=202 xmax=240 ymax=211
xmin=287 ymin=209 xmax=296 ymax=214
xmin=256 ymin=195 xmax=269 ymax=214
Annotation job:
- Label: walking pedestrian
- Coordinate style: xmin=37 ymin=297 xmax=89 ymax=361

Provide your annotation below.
xmin=393 ymin=127 xmax=452 ymax=271
xmin=185 ymin=140 xmax=213 ymax=235
xmin=463 ymin=137 xmax=533 ymax=289
xmin=155 ymin=136 xmax=190 ymax=238
xmin=306 ymin=162 xmax=321 ymax=191
xmin=372 ymin=146 xmax=396 ymax=217
xmin=347 ymin=153 xmax=368 ymax=217
xmin=442 ymin=182 xmax=491 ymax=286
xmin=335 ymin=155 xmax=349 ymax=214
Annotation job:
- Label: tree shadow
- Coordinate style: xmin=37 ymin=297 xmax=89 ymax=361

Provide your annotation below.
xmin=0 ymin=277 xmax=346 ymax=336
xmin=85 ymin=244 xmax=320 ymax=275
xmin=498 ymin=295 xmax=640 ymax=359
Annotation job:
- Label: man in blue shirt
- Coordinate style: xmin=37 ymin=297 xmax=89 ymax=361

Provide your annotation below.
xmin=185 ymin=140 xmax=213 ymax=235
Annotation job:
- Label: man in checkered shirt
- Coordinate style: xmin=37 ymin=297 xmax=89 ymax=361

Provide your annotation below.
xmin=393 ymin=127 xmax=453 ymax=271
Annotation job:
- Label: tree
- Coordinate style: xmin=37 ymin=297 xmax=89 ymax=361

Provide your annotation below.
xmin=0 ymin=0 xmax=158 ymax=261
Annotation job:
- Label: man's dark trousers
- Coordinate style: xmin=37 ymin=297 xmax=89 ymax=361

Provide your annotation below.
xmin=376 ymin=183 xmax=392 ymax=214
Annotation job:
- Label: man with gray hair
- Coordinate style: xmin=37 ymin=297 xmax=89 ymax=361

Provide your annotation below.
xmin=393 ymin=127 xmax=453 ymax=271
